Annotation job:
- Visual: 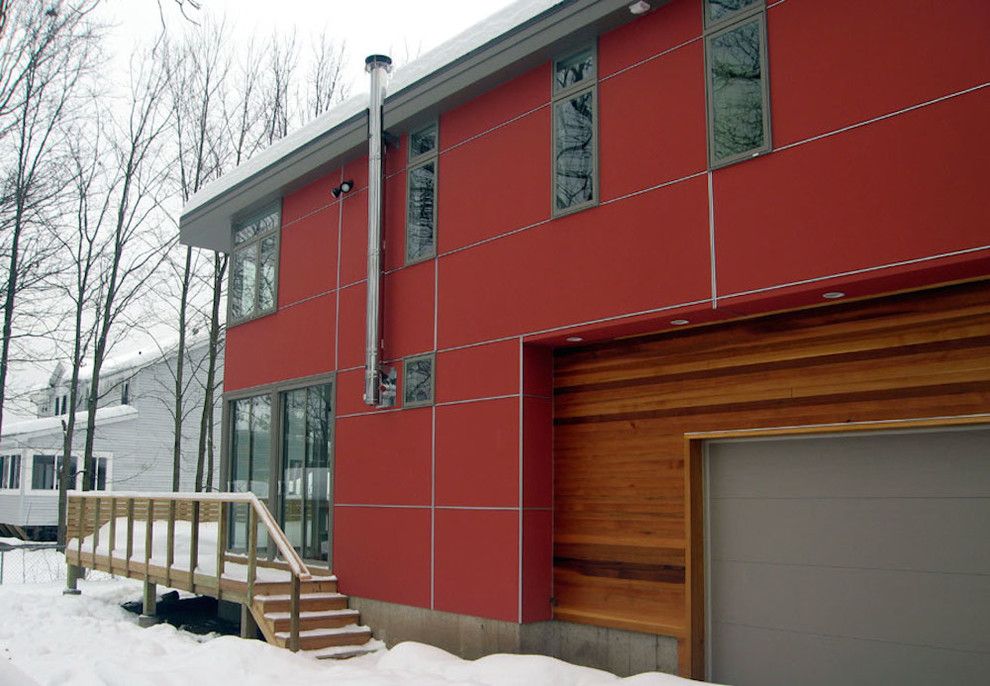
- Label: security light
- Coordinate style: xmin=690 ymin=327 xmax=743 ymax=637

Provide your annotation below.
xmin=331 ymin=179 xmax=355 ymax=198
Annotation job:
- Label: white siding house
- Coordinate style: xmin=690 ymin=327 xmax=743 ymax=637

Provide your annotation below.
xmin=0 ymin=340 xmax=222 ymax=539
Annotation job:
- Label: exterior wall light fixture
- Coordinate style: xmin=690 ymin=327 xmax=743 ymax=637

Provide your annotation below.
xmin=331 ymin=180 xmax=354 ymax=198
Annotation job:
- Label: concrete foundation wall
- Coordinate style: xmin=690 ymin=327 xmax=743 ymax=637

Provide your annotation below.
xmin=349 ymin=596 xmax=678 ymax=677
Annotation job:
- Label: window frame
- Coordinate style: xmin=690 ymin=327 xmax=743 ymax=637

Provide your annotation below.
xmin=0 ymin=454 xmax=21 ymax=490
xmin=703 ymin=1 xmax=772 ymax=169
xmin=228 ymin=202 xmax=282 ymax=326
xmin=28 ymin=453 xmax=111 ymax=492
xmin=401 ymin=352 xmax=436 ymax=408
xmin=551 ymin=43 xmax=599 ymax=218
xmin=405 ymin=121 xmax=439 ymax=266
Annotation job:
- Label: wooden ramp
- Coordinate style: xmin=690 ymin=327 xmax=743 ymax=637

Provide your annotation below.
xmin=65 ymin=491 xmax=377 ymax=659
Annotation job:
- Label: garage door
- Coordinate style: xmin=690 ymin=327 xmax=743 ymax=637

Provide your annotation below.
xmin=706 ymin=426 xmax=990 ymax=686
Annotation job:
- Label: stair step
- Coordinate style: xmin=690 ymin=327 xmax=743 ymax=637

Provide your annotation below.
xmin=264 ymin=608 xmax=360 ymax=631
xmin=311 ymin=639 xmax=385 ymax=660
xmin=254 ymin=577 xmax=337 ymax=594
xmin=254 ymin=592 xmax=348 ymax=612
xmin=274 ymin=624 xmax=372 ymax=650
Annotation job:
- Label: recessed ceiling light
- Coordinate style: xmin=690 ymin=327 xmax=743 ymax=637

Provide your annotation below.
xmin=822 ymin=291 xmax=845 ymax=300
xmin=628 ymin=1 xmax=651 ymax=14
xmin=566 ymin=336 xmax=583 ymax=342
xmin=670 ymin=319 xmax=690 ymax=326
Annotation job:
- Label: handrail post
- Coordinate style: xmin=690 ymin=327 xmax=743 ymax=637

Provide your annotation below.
xmin=145 ymin=498 xmax=154 ymax=576
xmin=290 ymin=574 xmax=301 ymax=652
xmin=166 ymin=501 xmax=175 ymax=587
xmin=246 ymin=505 xmax=258 ymax=605
xmin=108 ymin=498 xmax=117 ymax=564
xmin=190 ymin=500 xmax=200 ymax=585
xmin=126 ymin=498 xmax=135 ymax=569
xmin=215 ymin=501 xmax=227 ymax=598
xmin=77 ymin=497 xmax=86 ymax=560
xmin=91 ymin=496 xmax=101 ymax=559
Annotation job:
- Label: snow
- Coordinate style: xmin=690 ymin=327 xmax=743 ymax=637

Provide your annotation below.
xmin=1 ymin=405 xmax=138 ymax=440
xmin=182 ymin=0 xmax=564 ymax=218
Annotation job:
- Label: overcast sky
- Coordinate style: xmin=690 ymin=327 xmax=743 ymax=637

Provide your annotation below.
xmin=99 ymin=0 xmax=518 ymax=93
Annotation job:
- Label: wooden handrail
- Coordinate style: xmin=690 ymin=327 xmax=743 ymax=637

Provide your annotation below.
xmin=67 ymin=490 xmax=313 ymax=652
xmin=67 ymin=490 xmax=312 ymax=581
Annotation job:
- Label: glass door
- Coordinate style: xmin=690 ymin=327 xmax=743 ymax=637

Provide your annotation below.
xmin=280 ymin=382 xmax=333 ymax=563
xmin=229 ymin=394 xmax=272 ymax=553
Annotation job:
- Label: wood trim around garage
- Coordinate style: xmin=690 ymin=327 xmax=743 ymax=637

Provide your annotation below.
xmin=552 ymin=279 xmax=990 ymax=680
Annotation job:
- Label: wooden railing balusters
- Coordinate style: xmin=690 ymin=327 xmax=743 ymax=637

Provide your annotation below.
xmin=108 ymin=498 xmax=116 ymax=564
xmin=166 ymin=501 xmax=175 ymax=587
xmin=126 ymin=499 xmax=135 ymax=567
xmin=77 ymin=497 xmax=86 ymax=560
xmin=144 ymin=498 xmax=154 ymax=577
xmin=190 ymin=500 xmax=200 ymax=580
xmin=246 ymin=506 xmax=258 ymax=605
xmin=290 ymin=574 xmax=301 ymax=652
xmin=215 ymin=502 xmax=227 ymax=598
xmin=91 ymin=496 xmax=100 ymax=559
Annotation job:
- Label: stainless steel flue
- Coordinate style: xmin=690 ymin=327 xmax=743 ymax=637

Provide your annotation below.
xmin=363 ymin=54 xmax=392 ymax=406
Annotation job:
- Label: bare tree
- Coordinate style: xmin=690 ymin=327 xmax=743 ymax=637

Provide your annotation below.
xmin=0 ymin=1 xmax=99 ymax=439
xmin=79 ymin=45 xmax=174 ymax=489
xmin=305 ymin=31 xmax=347 ymax=121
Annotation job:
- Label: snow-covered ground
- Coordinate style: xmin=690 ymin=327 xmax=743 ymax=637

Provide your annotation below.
xmin=0 ymin=550 xmax=710 ymax=686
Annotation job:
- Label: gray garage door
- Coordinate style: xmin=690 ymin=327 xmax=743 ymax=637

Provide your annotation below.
xmin=706 ymin=426 xmax=990 ymax=686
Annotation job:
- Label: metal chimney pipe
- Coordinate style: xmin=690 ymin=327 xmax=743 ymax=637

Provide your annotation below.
xmin=363 ymin=54 xmax=392 ymax=406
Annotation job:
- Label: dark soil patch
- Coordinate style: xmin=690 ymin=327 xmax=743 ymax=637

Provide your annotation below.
xmin=121 ymin=591 xmax=242 ymax=637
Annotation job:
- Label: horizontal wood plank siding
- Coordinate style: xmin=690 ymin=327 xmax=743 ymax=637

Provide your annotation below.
xmin=552 ymin=281 xmax=990 ymax=644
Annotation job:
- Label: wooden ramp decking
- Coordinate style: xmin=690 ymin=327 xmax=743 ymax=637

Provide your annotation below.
xmin=65 ymin=491 xmax=377 ymax=659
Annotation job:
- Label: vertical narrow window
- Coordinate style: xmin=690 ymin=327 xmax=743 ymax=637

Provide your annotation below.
xmin=281 ymin=382 xmax=333 ymax=562
xmin=0 ymin=455 xmax=17 ymax=489
xmin=406 ymin=123 xmax=438 ymax=264
xmin=704 ymin=1 xmax=770 ymax=167
xmin=402 ymin=353 xmax=435 ymax=407
xmin=229 ymin=204 xmax=280 ymax=323
xmin=552 ymin=45 xmax=598 ymax=216
xmin=121 ymin=382 xmax=129 ymax=405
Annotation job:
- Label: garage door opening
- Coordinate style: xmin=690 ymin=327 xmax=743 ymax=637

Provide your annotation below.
xmin=704 ymin=425 xmax=990 ymax=686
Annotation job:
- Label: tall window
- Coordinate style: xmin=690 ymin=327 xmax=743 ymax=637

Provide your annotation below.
xmin=230 ymin=204 xmax=280 ymax=323
xmin=704 ymin=0 xmax=771 ymax=167
xmin=31 ymin=455 xmax=57 ymax=490
xmin=0 ymin=454 xmax=20 ymax=489
xmin=552 ymin=45 xmax=598 ymax=216
xmin=281 ymin=382 xmax=333 ymax=562
xmin=121 ymin=381 xmax=130 ymax=405
xmin=406 ymin=123 xmax=438 ymax=264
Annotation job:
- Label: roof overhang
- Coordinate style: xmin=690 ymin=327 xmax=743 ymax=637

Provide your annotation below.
xmin=180 ymin=0 xmax=660 ymax=252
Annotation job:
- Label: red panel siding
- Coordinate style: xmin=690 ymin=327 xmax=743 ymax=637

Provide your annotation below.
xmin=440 ymin=63 xmax=550 ymax=149
xmin=438 ymin=175 xmax=712 ymax=348
xmin=278 ymin=208 xmax=339 ymax=307
xmin=382 ymin=260 xmax=434 ymax=360
xmin=439 ymin=107 xmax=551 ymax=253
xmin=336 ymin=283 xmax=366 ymax=370
xmin=522 ymin=344 xmax=553 ymax=398
xmin=335 ymin=408 xmax=432 ymax=505
xmin=599 ymin=39 xmax=706 ymax=202
xmin=598 ymin=0 xmax=700 ymax=78
xmin=769 ymin=0 xmax=990 ymax=147
xmin=382 ymin=169 xmax=407 ymax=272
xmin=715 ymin=89 xmax=990 ymax=296
xmin=434 ymin=509 xmax=519 ymax=621
xmin=339 ymin=192 xmax=369 ymax=286
xmin=225 ymin=295 xmax=335 ymax=391
xmin=333 ymin=506 xmax=431 ymax=607
xmin=436 ymin=340 xmax=520 ymax=403
xmin=436 ymin=398 xmax=519 ymax=508
xmin=522 ymin=509 xmax=553 ymax=622
xmin=282 ymin=175 xmax=338 ymax=226
xmin=523 ymin=396 xmax=552 ymax=509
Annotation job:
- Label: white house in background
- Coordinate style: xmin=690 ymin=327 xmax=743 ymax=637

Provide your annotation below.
xmin=0 ymin=339 xmax=223 ymax=540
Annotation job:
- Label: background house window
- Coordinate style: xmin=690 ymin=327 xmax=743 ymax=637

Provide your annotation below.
xmin=402 ymin=353 xmax=435 ymax=407
xmin=406 ymin=123 xmax=438 ymax=264
xmin=31 ymin=455 xmax=57 ymax=490
xmin=552 ymin=45 xmax=598 ymax=215
xmin=0 ymin=454 xmax=21 ymax=489
xmin=230 ymin=204 xmax=280 ymax=323
xmin=704 ymin=1 xmax=770 ymax=166
xmin=121 ymin=381 xmax=129 ymax=405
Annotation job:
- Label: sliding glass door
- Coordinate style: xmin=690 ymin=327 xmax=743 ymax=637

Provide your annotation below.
xmin=227 ymin=378 xmax=334 ymax=563
xmin=281 ymin=383 xmax=333 ymax=563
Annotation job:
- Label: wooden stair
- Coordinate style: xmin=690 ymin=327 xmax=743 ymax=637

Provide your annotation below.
xmin=249 ymin=571 xmax=377 ymax=659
